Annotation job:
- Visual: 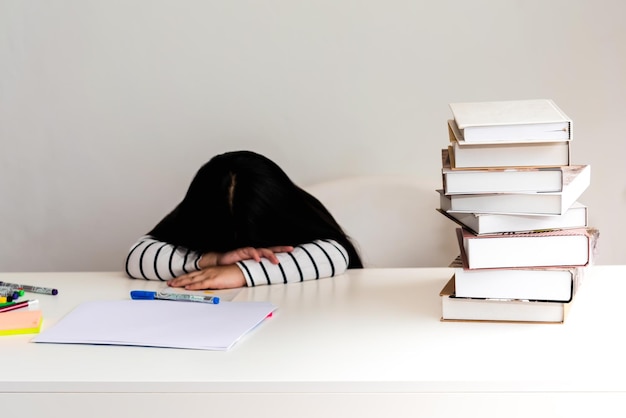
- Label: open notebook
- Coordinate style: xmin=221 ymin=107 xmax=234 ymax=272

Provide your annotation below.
xmin=32 ymin=300 xmax=276 ymax=350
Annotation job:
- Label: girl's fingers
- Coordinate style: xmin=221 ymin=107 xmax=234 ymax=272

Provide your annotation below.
xmin=168 ymin=272 xmax=203 ymax=287
xmin=268 ymin=245 xmax=294 ymax=253
xmin=254 ymin=246 xmax=293 ymax=264
xmin=244 ymin=247 xmax=262 ymax=262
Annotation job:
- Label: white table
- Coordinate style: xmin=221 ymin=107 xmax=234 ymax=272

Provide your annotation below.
xmin=1 ymin=267 xmax=625 ymax=418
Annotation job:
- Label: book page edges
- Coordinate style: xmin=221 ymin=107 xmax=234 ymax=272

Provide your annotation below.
xmin=440 ymin=317 xmax=565 ymax=324
xmin=439 ymin=277 xmax=568 ymax=324
xmin=549 ymin=100 xmax=574 ymax=141
xmin=447 ymin=119 xmax=571 ymax=145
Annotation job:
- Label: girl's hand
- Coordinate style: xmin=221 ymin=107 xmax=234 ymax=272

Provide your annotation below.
xmin=201 ymin=246 xmax=293 ymax=268
xmin=167 ymin=265 xmax=247 ymax=290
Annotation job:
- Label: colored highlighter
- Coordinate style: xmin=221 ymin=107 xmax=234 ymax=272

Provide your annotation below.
xmin=130 ymin=291 xmax=220 ymax=304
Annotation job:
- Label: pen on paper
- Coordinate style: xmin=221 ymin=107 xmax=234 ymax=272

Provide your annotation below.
xmin=0 ymin=281 xmax=58 ymax=296
xmin=0 ymin=299 xmax=39 ymax=314
xmin=130 ymin=290 xmax=220 ymax=304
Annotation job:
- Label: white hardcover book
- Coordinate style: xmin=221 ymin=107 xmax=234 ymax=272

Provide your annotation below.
xmin=436 ymin=164 xmax=590 ymax=215
xmin=438 ymin=197 xmax=588 ymax=235
xmin=457 ymin=228 xmax=596 ymax=270
xmin=454 ymin=267 xmax=579 ymax=302
xmin=448 ymin=120 xmax=571 ymax=168
xmin=441 ymin=149 xmax=573 ymax=194
xmin=440 ymin=277 xmax=569 ymax=323
xmin=449 ymin=99 xmax=572 ymax=143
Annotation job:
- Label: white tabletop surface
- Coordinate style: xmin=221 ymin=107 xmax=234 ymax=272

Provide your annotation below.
xmin=1 ymin=266 xmax=624 ymax=394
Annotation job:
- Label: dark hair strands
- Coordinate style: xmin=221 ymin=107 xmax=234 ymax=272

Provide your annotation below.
xmin=148 ymin=150 xmax=363 ymax=268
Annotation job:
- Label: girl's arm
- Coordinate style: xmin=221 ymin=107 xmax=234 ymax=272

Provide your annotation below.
xmin=124 ymin=236 xmax=203 ymax=281
xmin=126 ymin=237 xmax=350 ymax=288
xmin=236 ymin=239 xmax=349 ymax=287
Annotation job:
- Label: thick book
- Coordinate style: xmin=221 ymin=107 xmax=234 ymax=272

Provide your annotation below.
xmin=438 ymin=196 xmax=588 ymax=235
xmin=447 ymin=120 xmax=571 ymax=169
xmin=449 ymin=99 xmax=572 ymax=143
xmin=451 ymin=253 xmax=584 ymax=302
xmin=441 ymin=149 xmax=580 ymax=194
xmin=456 ymin=227 xmax=598 ymax=270
xmin=435 ymin=164 xmax=589 ymax=215
xmin=440 ymin=277 xmax=570 ymax=324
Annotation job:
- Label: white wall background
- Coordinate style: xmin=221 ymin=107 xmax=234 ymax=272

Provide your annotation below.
xmin=1 ymin=0 xmax=624 ymax=271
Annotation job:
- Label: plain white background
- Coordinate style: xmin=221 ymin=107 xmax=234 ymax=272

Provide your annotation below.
xmin=1 ymin=0 xmax=624 ymax=271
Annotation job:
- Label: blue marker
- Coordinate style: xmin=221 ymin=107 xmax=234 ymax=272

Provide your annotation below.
xmin=130 ymin=290 xmax=220 ymax=304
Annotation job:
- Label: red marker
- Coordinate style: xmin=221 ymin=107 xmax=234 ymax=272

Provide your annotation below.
xmin=0 ymin=299 xmax=38 ymax=313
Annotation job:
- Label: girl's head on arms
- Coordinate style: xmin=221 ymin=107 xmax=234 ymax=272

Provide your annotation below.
xmin=149 ymin=150 xmax=363 ymax=268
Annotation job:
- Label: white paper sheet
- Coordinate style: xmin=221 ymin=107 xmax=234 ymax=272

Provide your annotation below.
xmin=32 ymin=300 xmax=276 ymax=350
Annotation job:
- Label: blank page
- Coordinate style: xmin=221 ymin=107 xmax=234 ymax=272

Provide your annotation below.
xmin=32 ymin=300 xmax=276 ymax=350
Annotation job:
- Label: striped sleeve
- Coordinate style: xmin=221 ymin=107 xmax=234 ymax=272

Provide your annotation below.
xmin=237 ymin=239 xmax=349 ymax=287
xmin=124 ymin=236 xmax=202 ymax=281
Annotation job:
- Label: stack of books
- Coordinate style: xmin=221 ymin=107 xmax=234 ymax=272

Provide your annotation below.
xmin=437 ymin=99 xmax=599 ymax=324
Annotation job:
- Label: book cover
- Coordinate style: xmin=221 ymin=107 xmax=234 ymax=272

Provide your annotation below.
xmin=435 ymin=164 xmax=590 ymax=215
xmin=456 ymin=227 xmax=599 ymax=270
xmin=441 ymin=149 xmax=578 ymax=194
xmin=452 ymin=251 xmax=584 ymax=302
xmin=449 ymin=99 xmax=572 ymax=142
xmin=440 ymin=277 xmax=570 ymax=324
xmin=447 ymin=120 xmax=571 ymax=168
xmin=438 ymin=197 xmax=588 ymax=235
xmin=0 ymin=309 xmax=43 ymax=336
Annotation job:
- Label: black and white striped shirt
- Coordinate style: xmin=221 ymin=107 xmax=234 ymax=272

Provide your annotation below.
xmin=124 ymin=236 xmax=349 ymax=287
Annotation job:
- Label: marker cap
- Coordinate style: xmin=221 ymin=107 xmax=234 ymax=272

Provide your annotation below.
xmin=130 ymin=290 xmax=157 ymax=300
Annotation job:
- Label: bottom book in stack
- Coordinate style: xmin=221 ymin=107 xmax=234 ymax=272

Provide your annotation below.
xmin=440 ymin=277 xmax=572 ymax=323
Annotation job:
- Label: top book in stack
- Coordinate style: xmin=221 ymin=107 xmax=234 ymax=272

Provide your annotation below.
xmin=449 ymin=99 xmax=572 ymax=143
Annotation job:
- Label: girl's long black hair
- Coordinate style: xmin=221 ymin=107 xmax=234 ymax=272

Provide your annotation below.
xmin=148 ymin=150 xmax=363 ymax=268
